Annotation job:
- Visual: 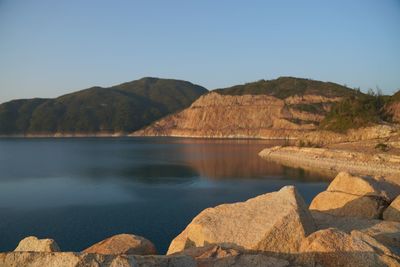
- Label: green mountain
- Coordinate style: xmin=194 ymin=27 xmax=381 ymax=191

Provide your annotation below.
xmin=214 ymin=76 xmax=357 ymax=99
xmin=0 ymin=77 xmax=207 ymax=135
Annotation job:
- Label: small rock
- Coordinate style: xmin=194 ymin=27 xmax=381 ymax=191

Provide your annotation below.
xmin=83 ymin=234 xmax=157 ymax=255
xmin=14 ymin=236 xmax=60 ymax=252
xmin=167 ymin=186 xmax=316 ymax=257
xmin=384 ymin=196 xmax=400 ymax=222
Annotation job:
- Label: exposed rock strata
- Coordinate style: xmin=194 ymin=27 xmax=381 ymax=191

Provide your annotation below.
xmin=82 ymin=234 xmax=157 ymax=255
xmin=300 ymin=124 xmax=399 ymax=145
xmin=133 ymin=92 xmax=342 ymax=138
xmin=167 ymin=186 xmax=316 ymax=256
xmin=384 ymin=91 xmax=400 ymax=123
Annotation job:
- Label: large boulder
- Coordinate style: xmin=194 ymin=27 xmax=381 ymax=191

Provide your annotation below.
xmin=167 ymin=186 xmax=316 ymax=256
xmin=82 ymin=234 xmax=157 ymax=255
xmin=327 ymin=172 xmax=399 ymax=201
xmin=14 ymin=236 xmax=60 ymax=252
xmin=311 ymin=210 xmax=400 ymax=250
xmin=309 ymin=172 xmax=391 ymax=219
xmin=309 ymin=191 xmax=387 ymax=219
xmin=0 ymin=252 xmax=195 ymax=267
xmin=383 ymin=196 xmax=400 ymax=222
xmin=298 ymin=228 xmax=400 ymax=267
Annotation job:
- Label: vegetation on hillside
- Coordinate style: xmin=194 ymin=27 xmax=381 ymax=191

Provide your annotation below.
xmin=289 ymin=103 xmax=326 ymax=115
xmin=0 ymin=77 xmax=207 ymax=135
xmin=319 ymin=89 xmax=389 ymax=133
xmin=392 ymin=90 xmax=400 ymax=101
xmin=0 ymin=98 xmax=48 ymax=134
xmin=214 ymin=77 xmax=358 ymax=99
xmin=215 ymin=76 xmax=398 ymax=133
xmin=1 ymin=75 xmax=397 ymax=135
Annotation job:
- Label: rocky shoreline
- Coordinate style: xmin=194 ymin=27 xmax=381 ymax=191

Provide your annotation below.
xmin=258 ymin=146 xmax=400 ymax=178
xmin=1 ymin=171 xmax=400 ymax=267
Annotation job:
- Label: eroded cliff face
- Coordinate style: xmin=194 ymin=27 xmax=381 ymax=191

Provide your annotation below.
xmin=385 ymin=102 xmax=400 ymax=123
xmin=383 ymin=91 xmax=400 ymax=124
xmin=301 ymin=125 xmax=400 ymax=146
xmin=133 ymin=92 xmax=342 ymax=139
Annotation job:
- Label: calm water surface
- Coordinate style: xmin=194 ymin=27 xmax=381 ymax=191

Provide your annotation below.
xmin=0 ymin=137 xmax=329 ymax=253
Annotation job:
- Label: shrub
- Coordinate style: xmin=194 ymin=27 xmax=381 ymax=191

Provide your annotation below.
xmin=319 ymin=91 xmax=387 ymax=133
xmin=375 ymin=143 xmax=389 ymax=152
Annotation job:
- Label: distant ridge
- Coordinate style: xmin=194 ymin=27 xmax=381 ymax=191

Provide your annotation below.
xmin=0 ymin=77 xmax=207 ymax=135
xmin=214 ymin=77 xmax=358 ymax=99
xmin=1 ymin=76 xmax=397 ymax=137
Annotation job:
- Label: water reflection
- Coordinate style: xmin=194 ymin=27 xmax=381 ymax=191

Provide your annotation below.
xmin=0 ymin=137 xmax=329 ymax=253
xmin=0 ymin=137 xmax=331 ymax=182
xmin=119 ymin=164 xmax=199 ymax=184
xmin=176 ymin=139 xmax=330 ymax=181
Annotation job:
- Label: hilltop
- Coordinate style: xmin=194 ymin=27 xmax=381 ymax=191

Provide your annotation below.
xmin=0 ymin=77 xmax=207 ymax=135
xmin=134 ymin=77 xmax=363 ymax=138
xmin=214 ymin=76 xmax=357 ymax=99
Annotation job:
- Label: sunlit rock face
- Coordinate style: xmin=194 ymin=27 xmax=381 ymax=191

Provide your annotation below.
xmin=309 ymin=172 xmax=398 ymax=219
xmin=133 ymin=92 xmax=342 ymax=139
xmin=14 ymin=236 xmax=60 ymax=253
xmin=383 ymin=196 xmax=400 ymax=222
xmin=311 ymin=210 xmax=400 ymax=250
xmin=167 ymin=186 xmax=316 ymax=256
xmin=387 ymin=102 xmax=400 ymax=123
xmin=298 ymin=228 xmax=400 ymax=267
xmin=310 ymin=191 xmax=388 ymax=219
xmin=326 ymin=172 xmax=399 ymax=202
xmin=82 ymin=234 xmax=157 ymax=255
xmin=384 ymin=91 xmax=400 ymax=123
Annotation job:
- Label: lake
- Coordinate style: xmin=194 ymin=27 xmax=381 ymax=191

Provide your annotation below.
xmin=0 ymin=137 xmax=329 ymax=253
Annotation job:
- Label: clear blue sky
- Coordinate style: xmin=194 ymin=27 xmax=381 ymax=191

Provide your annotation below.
xmin=0 ymin=0 xmax=399 ymax=103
